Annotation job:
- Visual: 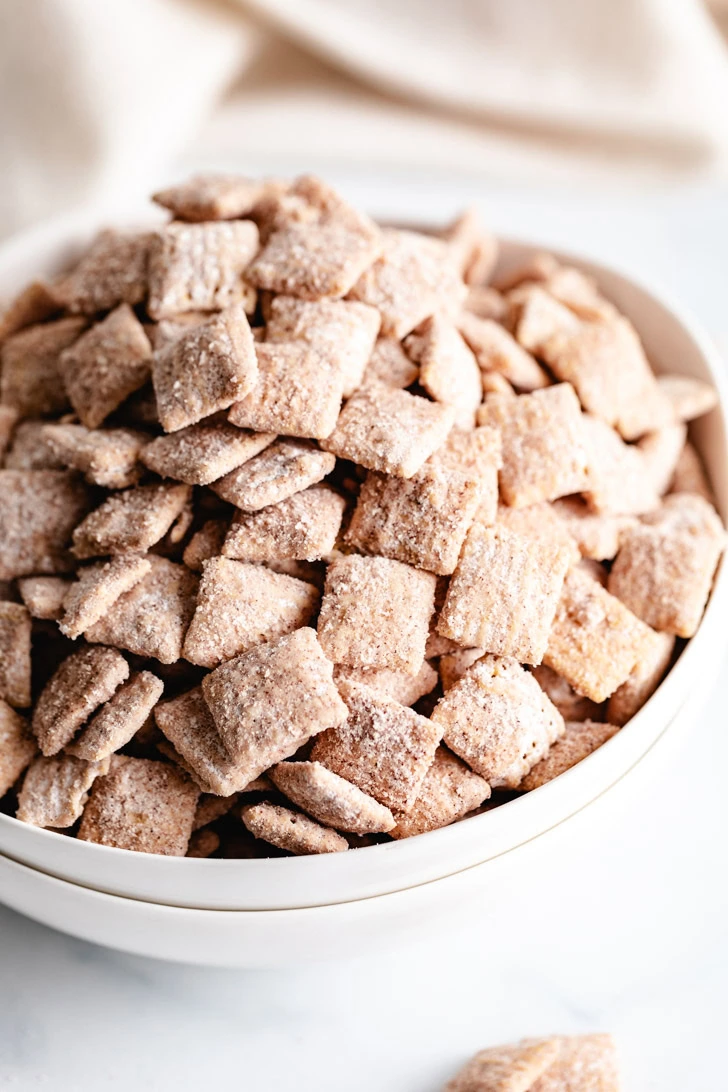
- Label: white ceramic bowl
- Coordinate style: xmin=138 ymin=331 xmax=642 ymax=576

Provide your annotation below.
xmin=1 ymin=207 xmax=726 ymax=934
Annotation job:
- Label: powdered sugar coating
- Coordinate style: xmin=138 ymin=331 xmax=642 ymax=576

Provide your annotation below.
xmin=519 ymin=720 xmax=620 ymax=790
xmin=459 ymin=312 xmax=549 ymax=391
xmin=333 ymin=661 xmax=438 ymax=708
xmin=391 ymin=747 xmax=491 ymax=839
xmin=17 ymin=576 xmax=71 ymax=620
xmin=241 ymin=801 xmax=349 ymax=855
xmin=32 ymin=645 xmax=129 ymax=756
xmin=607 ymin=629 xmax=675 ymax=726
xmin=405 ymin=315 xmax=482 ymax=428
xmin=248 ymin=221 xmax=381 ymax=301
xmin=445 ymin=1036 xmax=561 ymax=1092
xmin=69 ymin=671 xmax=164 ymax=762
xmin=0 ymin=700 xmax=37 ymax=797
xmin=222 ymin=484 xmax=346 ymax=563
xmin=141 ymin=422 xmax=274 ymax=486
xmin=147 ymin=221 xmax=259 ymax=319
xmin=1 ymin=316 xmax=85 ymax=417
xmin=17 ymin=753 xmax=109 ymax=828
xmin=269 ymin=761 xmax=395 ymax=834
xmin=72 ymin=482 xmax=191 ymax=558
xmin=212 ymin=439 xmax=335 ymax=511
xmin=59 ymin=230 xmax=150 ymax=315
xmin=60 ymin=555 xmax=152 ymax=639
xmin=43 ymin=423 xmax=147 ymax=489
xmin=0 ymin=601 xmax=31 ymax=708
xmin=530 ymin=1034 xmax=619 ymax=1091
xmin=439 ymin=648 xmax=486 ymax=693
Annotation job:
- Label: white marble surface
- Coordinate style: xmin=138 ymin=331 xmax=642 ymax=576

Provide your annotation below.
xmin=1 ymin=171 xmax=727 ymax=1091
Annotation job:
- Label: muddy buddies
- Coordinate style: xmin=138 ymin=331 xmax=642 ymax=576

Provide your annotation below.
xmin=0 ymin=173 xmax=724 ymax=859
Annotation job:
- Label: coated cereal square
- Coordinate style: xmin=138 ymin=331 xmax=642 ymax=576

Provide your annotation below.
xmin=155 ymin=686 xmax=248 ymax=795
xmin=4 ymin=421 xmax=62 ymax=470
xmin=42 ymin=423 xmax=147 ymax=489
xmin=360 ymin=338 xmax=419 ymax=390
xmin=32 ymin=645 xmax=129 ymax=756
xmin=657 ymin=374 xmax=718 ymax=422
xmin=69 ymin=671 xmax=164 ymax=761
xmin=182 ymin=519 xmax=229 ymax=572
xmin=458 ymin=312 xmax=549 ymax=391
xmin=72 ymin=481 xmax=191 ymax=558
xmin=607 ymin=629 xmax=675 ymax=726
xmin=212 ymin=439 xmax=335 ymax=511
xmin=60 ymin=555 xmax=152 ymax=639
xmin=17 ymin=576 xmax=71 ymax=620
xmin=445 ymin=1037 xmax=561 ymax=1092
xmin=333 ymin=661 xmax=438 ymax=708
xmin=391 ymin=747 xmax=491 ymax=839
xmin=519 ymin=720 xmax=620 ymax=790
xmin=551 ymin=497 xmax=634 ymax=561
xmin=0 ymin=280 xmax=62 ymax=341
xmin=141 ymin=421 xmax=274 ymax=485
xmin=530 ymin=1034 xmax=619 ymax=1092
xmin=0 ymin=700 xmax=37 ymax=796
xmin=152 ymin=174 xmax=270 ymax=221
xmin=222 ymin=485 xmax=346 ymax=562
xmin=59 ymin=230 xmax=150 ymax=314
xmin=241 ymin=800 xmax=349 ymax=854
xmin=269 ymin=760 xmax=395 ymax=834
xmin=404 ymin=315 xmax=482 ymax=428
xmin=16 ymin=753 xmax=109 ymax=827
xmin=581 ymin=414 xmax=659 ymax=516
xmin=248 ymin=221 xmax=381 ymax=301
xmin=0 ymin=601 xmax=31 ymax=708
xmin=1 ymin=316 xmax=85 ymax=417
xmin=0 ymin=470 xmax=91 ymax=580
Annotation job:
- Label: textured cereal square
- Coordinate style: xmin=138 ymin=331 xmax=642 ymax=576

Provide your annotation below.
xmin=193 ymin=792 xmax=240 ymax=831
xmin=77 ymin=757 xmax=198 ymax=855
xmin=551 ymin=497 xmax=634 ymax=561
xmin=390 ymin=747 xmax=491 ymax=839
xmin=183 ymin=556 xmax=319 ymax=668
xmin=58 ymin=230 xmax=150 ymax=314
xmin=147 ymin=221 xmax=259 ymax=319
xmin=464 ymin=284 xmax=508 ymax=322
xmin=241 ymin=801 xmax=349 ymax=854
xmin=32 ymin=645 xmax=129 ymax=756
xmin=152 ymin=305 xmax=258 ymax=433
xmin=493 ymin=250 xmax=561 ymax=291
xmin=72 ymin=482 xmax=191 ymax=558
xmin=187 ymin=828 xmax=221 ymax=857
xmin=637 ymin=422 xmax=688 ymax=496
xmin=438 ymin=648 xmax=486 ymax=693
xmin=222 ymin=484 xmax=346 ymax=563
xmin=0 ymin=280 xmax=62 ymax=341
xmin=657 ymin=374 xmax=718 ymax=421
xmin=84 ymin=556 xmax=198 ymax=664
xmin=212 ymin=439 xmax=335 ymax=511
xmin=0 ymin=700 xmax=37 ymax=796
xmin=321 ymin=383 xmax=454 ymax=479
xmin=519 ymin=720 xmax=620 ymax=790
xmin=154 ymin=686 xmax=248 ymax=795
xmin=333 ymin=661 xmax=438 ymax=708
xmin=434 ymin=425 xmax=503 ymax=524
xmin=69 ymin=671 xmax=164 ymax=761
xmin=581 ymin=414 xmax=659 ymax=516
xmin=404 ymin=316 xmax=482 ymax=428
xmin=152 ymin=174 xmax=270 ymax=221
xmin=509 ymin=284 xmax=581 ymax=355
xmin=530 ymin=665 xmax=603 ymax=722
xmin=4 ymin=420 xmax=63 ymax=470
xmin=545 ymin=566 xmax=656 ymax=701
xmin=17 ymin=576 xmax=71 ymax=620
xmin=16 ymin=753 xmax=109 ymax=827
xmin=141 ymin=421 xmax=274 ymax=485
xmin=442 ymin=207 xmax=499 ymax=285
xmin=360 ymin=337 xmax=419 ymax=390
xmin=670 ymin=441 xmax=712 ymax=501
xmin=0 ymin=602 xmax=31 ymax=708
xmin=530 ymin=1034 xmax=619 ymax=1092
xmin=248 ymin=221 xmax=381 ymax=301
xmin=431 ymin=655 xmax=564 ymax=787
xmin=311 ymin=680 xmax=442 ymax=812
xmin=0 ymin=470 xmax=91 ymax=579
xmin=317 ymin=555 xmax=436 ymax=674
xmin=445 ymin=1037 xmax=561 ymax=1092
xmin=1 ymin=316 xmax=85 ymax=416
xmin=494 ymin=504 xmax=579 ymax=565
xmin=201 ymin=628 xmax=347 ymax=779
xmin=182 ymin=519 xmax=229 ymax=572
xmin=42 ymin=423 xmax=147 ymax=489
xmin=60 ymin=555 xmax=152 ymax=639
xmin=270 ymin=760 xmax=395 ymax=834
xmin=545 ymin=267 xmax=617 ymax=321
xmin=607 ymin=629 xmax=675 ymax=726
xmin=458 ymin=312 xmax=549 ymax=391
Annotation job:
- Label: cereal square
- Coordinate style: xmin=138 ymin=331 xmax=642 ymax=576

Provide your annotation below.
xmin=152 ymin=174 xmax=270 ymax=221
xmin=17 ymin=753 xmax=109 ymax=828
xmin=458 ymin=312 xmax=549 ymax=391
xmin=529 ymin=1034 xmax=619 ymax=1092
xmin=0 ymin=470 xmax=91 ymax=579
xmin=442 ymin=207 xmax=499 ymax=285
xmin=0 ymin=602 xmax=31 ymax=708
xmin=269 ymin=760 xmax=395 ymax=834
xmin=581 ymin=413 xmax=659 ymax=516
xmin=248 ymin=221 xmax=381 ymax=301
xmin=4 ymin=421 xmax=63 ymax=470
xmin=42 ymin=423 xmax=147 ymax=489
xmin=1 ymin=316 xmax=85 ymax=416
xmin=607 ymin=629 xmax=675 ymax=726
xmin=445 ymin=1037 xmax=561 ymax=1092
xmin=404 ymin=316 xmax=482 ymax=428
xmin=638 ymin=422 xmax=688 ymax=496
xmin=0 ymin=700 xmax=37 ymax=796
xmin=510 ymin=284 xmax=581 ymax=356
xmin=519 ymin=720 xmax=620 ymax=790
xmin=141 ymin=421 xmax=274 ymax=486
xmin=241 ymin=801 xmax=349 ymax=854
xmin=531 ymin=665 xmax=603 ymax=722
xmin=391 ymin=747 xmax=491 ymax=839
xmin=182 ymin=518 xmax=229 ymax=572
xmin=360 ymin=337 xmax=419 ymax=390
xmin=72 ymin=482 xmax=192 ymax=558
xmin=32 ymin=645 xmax=129 ymax=756
xmin=333 ymin=661 xmax=438 ymax=708
xmin=17 ymin=576 xmax=71 ymax=620
xmin=317 ymin=555 xmax=436 ymax=674
xmin=58 ymin=230 xmax=150 ymax=314
xmin=212 ymin=439 xmax=335 ymax=511
xmin=187 ymin=828 xmax=221 ymax=857
xmin=670 ymin=441 xmax=712 ymax=501
xmin=60 ymin=555 xmax=152 ymax=639
xmin=551 ymin=497 xmax=634 ymax=561
xmin=438 ymin=648 xmax=487 ymax=693
xmin=222 ymin=485 xmax=346 ymax=563
xmin=657 ymin=374 xmax=718 ymax=421
xmin=0 ymin=280 xmax=62 ymax=341
xmin=68 ymin=671 xmax=164 ymax=761
xmin=154 ymin=686 xmax=248 ymax=795
xmin=464 ymin=284 xmax=508 ymax=322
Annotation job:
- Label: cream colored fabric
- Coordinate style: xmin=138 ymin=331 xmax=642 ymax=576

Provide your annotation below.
xmin=1 ymin=0 xmax=727 ymax=238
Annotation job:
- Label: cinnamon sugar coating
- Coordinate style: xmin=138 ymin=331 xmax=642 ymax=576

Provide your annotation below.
xmin=530 ymin=1034 xmax=619 ymax=1091
xmin=241 ymin=801 xmax=349 ymax=855
xmin=607 ymin=629 xmax=675 ymax=726
xmin=152 ymin=174 xmax=272 ymax=222
xmin=17 ymin=752 xmax=109 ymax=828
xmin=223 ymin=484 xmax=346 ymax=563
xmin=1 ymin=316 xmax=85 ymax=417
xmin=445 ymin=1037 xmax=561 ymax=1092
xmin=60 ymin=555 xmax=152 ymax=639
xmin=0 ymin=601 xmax=31 ymax=708
xmin=531 ymin=665 xmax=603 ymax=723
xmin=581 ymin=414 xmax=659 ymax=516
xmin=182 ymin=519 xmax=229 ymax=572
xmin=154 ymin=686 xmax=249 ymax=795
xmin=32 ymin=645 xmax=129 ymax=756
xmin=459 ymin=312 xmax=549 ymax=391
xmin=69 ymin=671 xmax=164 ymax=762
xmin=669 ymin=441 xmax=713 ymax=501
xmin=58 ymin=230 xmax=150 ymax=314
xmin=269 ymin=761 xmax=395 ymax=834
xmin=141 ymin=422 xmax=274 ymax=486
xmin=0 ymin=700 xmax=37 ymax=796
xmin=42 ymin=423 xmax=147 ymax=489
xmin=657 ymin=374 xmax=718 ymax=422
xmin=405 ymin=315 xmax=482 ymax=428
xmin=72 ymin=482 xmax=191 ymax=558
xmin=519 ymin=720 xmax=620 ymax=790
xmin=17 ymin=576 xmax=71 ymax=620
xmin=212 ymin=439 xmax=334 ymax=511
xmin=391 ymin=747 xmax=491 ymax=839
xmin=0 ymin=280 xmax=62 ymax=342
xmin=333 ymin=660 xmax=438 ymax=708
xmin=360 ymin=337 xmax=419 ymax=390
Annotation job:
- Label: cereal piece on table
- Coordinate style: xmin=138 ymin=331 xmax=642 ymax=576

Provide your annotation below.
xmin=78 ymin=757 xmax=198 ymax=855
xmin=183 ymin=519 xmax=229 ymax=572
xmin=442 ymin=207 xmax=499 ymax=285
xmin=607 ymin=630 xmax=675 ymax=726
xmin=60 ymin=555 xmax=152 ymax=639
xmin=312 ymin=680 xmax=442 ymax=812
xmin=154 ymin=686 xmax=249 ymax=795
xmin=0 ymin=700 xmax=37 ymax=796
xmin=607 ymin=493 xmax=726 ymax=637
xmin=321 ymin=384 xmax=455 ymax=479
xmin=152 ymin=305 xmax=258 ymax=433
xmin=17 ymin=576 xmax=71 ymax=620
xmin=241 ymin=801 xmax=349 ymax=855
xmin=72 ymin=482 xmax=192 ymax=558
xmin=222 ymin=485 xmax=346 ymax=563
xmin=84 ymin=556 xmax=198 ymax=664
xmin=0 ymin=280 xmax=62 ymax=342
xmin=147 ymin=221 xmax=259 ymax=319
xmin=141 ymin=422 xmax=274 ymax=485
xmin=16 ymin=753 xmax=109 ymax=828
xmin=58 ymin=230 xmax=150 ymax=314
xmin=68 ymin=671 xmax=164 ymax=761
xmin=4 ymin=421 xmax=63 ymax=470
xmin=445 ymin=1037 xmax=561 ymax=1092
xmin=42 ymin=424 xmax=147 ymax=489
xmin=212 ymin=439 xmax=335 ymax=511
xmin=545 ymin=566 xmax=655 ymax=701
xmin=0 ymin=602 xmax=31 ymax=708
xmin=464 ymin=284 xmax=508 ymax=322
xmin=439 ymin=648 xmax=486 ymax=692
xmin=531 ymin=665 xmax=603 ymax=722
xmin=551 ymin=497 xmax=634 ymax=561
xmin=581 ymin=414 xmax=659 ymax=516
xmin=349 ymin=228 xmax=466 ymax=338
xmin=0 ymin=405 xmax=18 ymax=460
xmin=183 ymin=557 xmax=319 ymax=668
xmin=479 ymin=385 xmax=589 ymax=508
xmin=32 ymin=645 xmax=129 ymax=756
xmin=360 ymin=338 xmax=419 ymax=390
xmin=266 ymin=295 xmax=381 ymax=398
xmin=193 ymin=792 xmax=240 ymax=830
xmin=0 ymin=470 xmax=91 ymax=579
xmin=333 ymin=661 xmax=438 ymax=707
xmin=669 ymin=441 xmax=712 ymax=501
xmin=1 ymin=316 xmax=85 ymax=416
xmin=509 ymin=283 xmax=581 ymax=355
xmin=186 ymin=827 xmax=220 ymax=857
xmin=530 ymin=1034 xmax=619 ymax=1091
xmin=270 ymin=761 xmax=395 ymax=834
xmin=59 ymin=304 xmax=152 ymax=428
xmin=438 ymin=525 xmax=573 ymax=664
xmin=638 ymin=422 xmax=688 ymax=495
xmin=390 ymin=747 xmax=490 ymax=839
xmin=493 ymin=251 xmax=561 ymax=292
xmin=228 ymin=343 xmax=345 ymax=440
xmin=152 ymin=174 xmax=271 ymax=221
xmin=202 ymin=628 xmax=347 ymax=779
xmin=657 ymin=374 xmax=718 ymax=421
xmin=404 ymin=315 xmax=482 ymax=428
xmin=458 ymin=312 xmax=549 ymax=391
xmin=519 ymin=720 xmax=620 ymax=790
xmin=317 ymin=555 xmax=436 ymax=674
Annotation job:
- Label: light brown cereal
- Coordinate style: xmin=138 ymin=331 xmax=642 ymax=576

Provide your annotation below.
xmin=270 ymin=761 xmax=395 ymax=834
xmin=493 ymin=251 xmax=561 ymax=292
xmin=509 ymin=284 xmax=581 ymax=355
xmin=438 ymin=525 xmax=573 ymax=664
xmin=607 ymin=630 xmax=675 ymax=726
xmin=1 ymin=316 xmax=85 ymax=417
xmin=478 ymin=385 xmax=589 ymax=508
xmin=545 ymin=267 xmax=617 ymax=322
xmin=391 ymin=747 xmax=491 ymax=839
xmin=445 ymin=1037 xmax=561 ymax=1092
xmin=519 ymin=720 xmax=620 ymax=790
xmin=551 ymin=497 xmax=634 ymax=561
xmin=248 ymin=220 xmax=381 ymax=301
xmin=42 ymin=423 xmax=147 ymax=489
xmin=0 ymin=700 xmax=37 ymax=796
xmin=72 ymin=482 xmax=191 ymax=558
xmin=241 ymin=801 xmax=349 ymax=855
xmin=212 ymin=439 xmax=335 ymax=511
xmin=32 ymin=645 xmax=129 ymax=756
xmin=3 ymin=420 xmax=63 ymax=470
xmin=433 ymin=424 xmax=502 ymax=479
xmin=152 ymin=174 xmax=271 ymax=221
xmin=141 ymin=421 xmax=274 ymax=485
xmin=464 ymin=284 xmax=508 ymax=322
xmin=581 ymin=413 xmax=659 ymax=516
xmin=333 ymin=660 xmax=438 ymax=708
xmin=442 ymin=207 xmax=499 ymax=285
xmin=182 ymin=519 xmax=229 ymax=572
xmin=17 ymin=576 xmax=71 ymax=620
xmin=0 ymin=602 xmax=31 ymax=708
xmin=69 ymin=671 xmax=164 ymax=761
xmin=311 ymin=680 xmax=442 ymax=812
xmin=360 ymin=337 xmax=419 ymax=390
xmin=0 ymin=405 xmax=18 ymax=460
xmin=0 ymin=280 xmax=62 ymax=342
xmin=84 ymin=556 xmax=198 ymax=664
xmin=186 ymin=827 xmax=221 ymax=857
xmin=222 ymin=484 xmax=346 ymax=563
xmin=193 ymin=791 xmax=240 ymax=831
xmin=17 ymin=753 xmax=109 ymax=827
xmin=495 ymin=504 xmax=580 ymax=565
xmin=531 ymin=665 xmax=603 ymax=722
xmin=318 ymin=555 xmax=436 ymax=674
xmin=458 ymin=312 xmax=549 ymax=391
xmin=183 ymin=556 xmax=319 ymax=668
xmin=0 ymin=470 xmax=91 ymax=579
xmin=60 ymin=556 xmax=152 ymax=639
xmin=439 ymin=648 xmax=486 ymax=692
xmin=657 ymin=374 xmax=718 ymax=421
xmin=431 ymin=655 xmax=564 ymax=787
xmin=154 ymin=687 xmax=249 ymax=795
xmin=669 ymin=441 xmax=712 ymax=501
xmin=405 ymin=316 xmax=482 ymax=428
xmin=78 ymin=756 xmax=198 ymax=855
xmin=58 ymin=230 xmax=150 ymax=314
xmin=530 ymin=1034 xmax=619 ymax=1091
xmin=152 ymin=305 xmax=258 ymax=433
xmin=638 ymin=422 xmax=688 ymax=496
xmin=545 ymin=566 xmax=656 ymax=701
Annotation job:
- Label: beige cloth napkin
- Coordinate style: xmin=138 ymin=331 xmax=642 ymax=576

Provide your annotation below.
xmin=1 ymin=0 xmax=728 ymax=239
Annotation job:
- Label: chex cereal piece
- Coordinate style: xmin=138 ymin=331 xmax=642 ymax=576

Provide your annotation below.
xmin=433 ymin=425 xmax=503 ymax=522
xmin=228 ymin=342 xmax=345 ymax=439
xmin=152 ymin=305 xmax=258 ymax=433
xmin=465 ymin=284 xmax=508 ymax=322
xmin=0 ymin=280 xmax=61 ymax=342
xmin=478 ymin=385 xmax=589 ymax=508
xmin=391 ymin=747 xmax=491 ymax=839
xmin=141 ymin=421 xmax=274 ymax=485
xmin=657 ymin=374 xmax=718 ymax=421
xmin=270 ymin=761 xmax=395 ymax=834
xmin=241 ymin=801 xmax=349 ymax=855
xmin=349 ymin=228 xmax=466 ymax=338
xmin=155 ymin=687 xmax=249 ymax=795
xmin=607 ymin=630 xmax=675 ymax=726
xmin=222 ymin=484 xmax=346 ymax=563
xmin=531 ymin=665 xmax=603 ymax=722
xmin=17 ymin=753 xmax=109 ymax=828
xmin=4 ymin=420 xmax=63 ymax=470
xmin=607 ymin=493 xmax=725 ymax=637
xmin=321 ymin=383 xmax=455 ymax=479
xmin=311 ymin=680 xmax=442 ymax=812
xmin=438 ymin=524 xmax=573 ymax=663
xmin=84 ymin=556 xmax=198 ymax=664
xmin=60 ymin=555 xmax=152 ymax=639
xmin=59 ymin=230 xmax=150 ymax=314
xmin=266 ymin=296 xmax=381 ymax=398
xmin=147 ymin=220 xmax=259 ymax=319
xmin=431 ymin=655 xmax=564 ymax=787
xmin=0 ymin=470 xmax=91 ymax=579
xmin=458 ymin=312 xmax=549 ymax=391
xmin=187 ymin=828 xmax=220 ymax=857
xmin=493 ymin=251 xmax=561 ymax=292
xmin=183 ymin=557 xmax=319 ymax=668
xmin=1 ymin=316 xmax=85 ymax=416
xmin=0 ymin=700 xmax=37 ymax=796
xmin=182 ymin=519 xmax=229 ymax=572
xmin=193 ymin=792 xmax=240 ymax=831
xmin=530 ymin=1034 xmax=619 ymax=1091
xmin=519 ymin=720 xmax=620 ymax=790
xmin=333 ymin=661 xmax=438 ymax=707
xmin=545 ymin=566 xmax=655 ymax=701
xmin=202 ymin=628 xmax=347 ymax=779
xmin=545 ymin=267 xmax=617 ymax=322
xmin=581 ymin=414 xmax=659 ymax=516
xmin=150 ymin=311 xmax=210 ymax=353
xmin=669 ymin=441 xmax=712 ymax=501
xmin=0 ymin=602 xmax=31 ymax=709
xmin=212 ymin=439 xmax=335 ymax=511
xmin=509 ymin=283 xmax=581 ymax=356
xmin=638 ymin=422 xmax=688 ymax=496
xmin=78 ymin=757 xmax=198 ymax=855
xmin=318 ymin=555 xmax=436 ymax=674
xmin=17 ymin=576 xmax=71 ymax=620
xmin=445 ymin=1038 xmax=561 ymax=1092
xmin=551 ymin=497 xmax=633 ymax=561
xmin=72 ymin=482 xmax=191 ymax=558
xmin=442 ymin=207 xmax=499 ymax=285
xmin=32 ymin=645 xmax=129 ymax=756
xmin=360 ymin=337 xmax=419 ymax=390
xmin=404 ymin=316 xmax=482 ymax=428
xmin=0 ymin=405 xmax=18 ymax=460
xmin=152 ymin=174 xmax=271 ymax=221
xmin=69 ymin=671 xmax=164 ymax=762
xmin=439 ymin=648 xmax=486 ymax=693
xmin=42 ymin=423 xmax=147 ymax=489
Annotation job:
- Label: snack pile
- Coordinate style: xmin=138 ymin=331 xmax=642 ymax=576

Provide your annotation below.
xmin=0 ymin=174 xmax=724 ymax=858
xmin=444 ymin=1032 xmax=619 ymax=1091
